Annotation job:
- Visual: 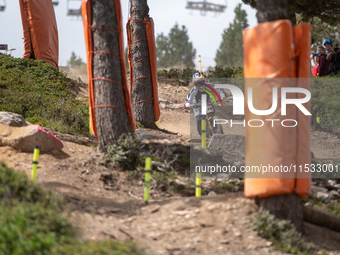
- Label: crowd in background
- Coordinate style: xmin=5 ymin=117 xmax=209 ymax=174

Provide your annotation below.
xmin=313 ymin=39 xmax=340 ymax=77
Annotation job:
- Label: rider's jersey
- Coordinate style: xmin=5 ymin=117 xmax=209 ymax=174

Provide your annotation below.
xmin=184 ymin=83 xmax=226 ymax=108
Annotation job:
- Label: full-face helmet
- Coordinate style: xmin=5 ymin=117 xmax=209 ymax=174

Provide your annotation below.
xmin=192 ymin=72 xmax=205 ymax=87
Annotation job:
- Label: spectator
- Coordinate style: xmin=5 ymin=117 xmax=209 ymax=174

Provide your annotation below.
xmin=327 ymin=42 xmax=340 ymax=75
xmin=324 ymin=39 xmax=333 ymax=54
xmin=317 ymin=46 xmax=330 ymax=76
xmin=313 ymin=52 xmax=320 ymax=77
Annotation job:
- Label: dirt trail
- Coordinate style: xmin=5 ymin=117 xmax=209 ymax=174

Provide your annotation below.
xmin=1 ymin=70 xmax=340 ymax=254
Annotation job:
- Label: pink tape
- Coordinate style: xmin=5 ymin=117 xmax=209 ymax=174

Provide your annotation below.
xmin=35 ymin=125 xmax=62 ymax=142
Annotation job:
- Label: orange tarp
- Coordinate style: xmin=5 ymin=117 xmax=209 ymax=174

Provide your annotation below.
xmin=293 ymin=24 xmax=312 ymax=199
xmin=19 ymin=0 xmax=59 ymax=68
xmin=127 ymin=16 xmax=161 ymax=121
xmin=243 ymin=20 xmax=311 ymax=199
xmin=82 ymin=0 xmax=136 ymax=137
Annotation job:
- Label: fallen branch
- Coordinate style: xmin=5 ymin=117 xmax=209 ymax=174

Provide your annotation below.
xmin=303 ymin=205 xmax=340 ymax=233
xmin=128 ymin=190 xmax=140 ymax=200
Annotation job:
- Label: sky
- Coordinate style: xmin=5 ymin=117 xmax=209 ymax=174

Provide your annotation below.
xmin=0 ymin=0 xmax=257 ymax=70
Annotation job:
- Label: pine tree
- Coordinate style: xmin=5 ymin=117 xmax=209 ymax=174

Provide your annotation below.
xmin=243 ymin=0 xmax=340 ymax=25
xmin=309 ymin=17 xmax=340 ymax=54
xmin=156 ymin=33 xmax=170 ymax=68
xmin=215 ymin=4 xmax=249 ymax=68
xmin=67 ymin=51 xmax=84 ymax=67
xmin=91 ymin=0 xmax=133 ymax=150
xmin=156 ymin=24 xmax=196 ymax=68
xmin=245 ymin=0 xmax=304 ymax=233
xmin=128 ymin=0 xmax=157 ymax=129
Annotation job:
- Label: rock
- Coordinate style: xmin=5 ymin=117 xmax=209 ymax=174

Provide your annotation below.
xmin=208 ymin=191 xmax=217 ymax=196
xmin=208 ymin=134 xmax=245 ymax=152
xmin=149 ymin=205 xmax=160 ymax=213
xmin=184 ymin=243 xmax=195 ymax=251
xmin=0 ymin=112 xmax=29 ymax=127
xmin=233 ymin=231 xmax=242 ymax=237
xmin=325 ymin=180 xmax=339 ymax=191
xmin=328 ymin=180 xmax=336 ymax=186
xmin=97 ymin=208 xmax=106 ymax=215
xmin=207 ymin=204 xmax=219 ymax=211
xmin=0 ymin=123 xmax=63 ymax=152
xmin=329 ymin=190 xmax=340 ymax=200
xmin=316 ymin=191 xmax=329 ymax=202
xmin=135 ymin=129 xmax=168 ymax=141
xmin=173 ymin=210 xmax=191 ymax=216
xmin=147 ymin=231 xmax=161 ymax=240
xmin=220 ymin=239 xmax=229 ymax=244
xmin=311 ymin=186 xmax=328 ymax=195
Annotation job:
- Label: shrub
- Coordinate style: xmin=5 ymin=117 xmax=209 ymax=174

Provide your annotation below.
xmin=0 ymin=162 xmax=145 ymax=255
xmin=156 ymin=66 xmax=244 ymax=87
xmin=105 ymin=134 xmax=144 ymax=171
xmin=310 ymin=77 xmax=340 ymax=128
xmin=253 ymin=211 xmax=307 ymax=254
xmin=0 ymin=55 xmax=89 ymax=135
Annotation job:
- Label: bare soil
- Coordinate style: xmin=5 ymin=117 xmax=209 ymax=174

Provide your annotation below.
xmin=1 ymin=70 xmax=340 ymax=254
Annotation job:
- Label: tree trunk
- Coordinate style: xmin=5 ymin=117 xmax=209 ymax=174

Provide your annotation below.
xmin=256 ymin=0 xmax=304 ymax=233
xmin=257 ymin=193 xmax=303 ymax=232
xmin=92 ymin=0 xmax=133 ymax=151
xmin=129 ymin=0 xmax=157 ymax=129
xmin=256 ymin=0 xmax=290 ymax=23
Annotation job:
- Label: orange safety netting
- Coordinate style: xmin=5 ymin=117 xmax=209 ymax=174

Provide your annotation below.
xmin=243 ymin=20 xmax=311 ymax=199
xmin=82 ymin=0 xmax=136 ymax=138
xmin=19 ymin=0 xmax=59 ymax=68
xmin=126 ymin=16 xmax=160 ymax=121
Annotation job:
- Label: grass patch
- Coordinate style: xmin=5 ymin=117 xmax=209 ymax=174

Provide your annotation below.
xmin=169 ymin=179 xmax=195 ymax=196
xmin=105 ymin=134 xmax=189 ymax=193
xmin=179 ymin=154 xmax=190 ymax=168
xmin=253 ymin=210 xmax=308 ymax=254
xmin=211 ymin=181 xmax=243 ymax=193
xmin=0 ymin=55 xmax=89 ymax=135
xmin=136 ymin=122 xmax=144 ymax=128
xmin=105 ymin=134 xmax=144 ymax=172
xmin=304 ymin=194 xmax=340 ymax=216
xmin=0 ymin=162 xmax=145 ymax=255
xmin=327 ymin=203 xmax=340 ymax=216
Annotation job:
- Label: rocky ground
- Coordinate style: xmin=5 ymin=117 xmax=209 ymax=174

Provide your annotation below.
xmin=0 ymin=69 xmax=340 ymax=254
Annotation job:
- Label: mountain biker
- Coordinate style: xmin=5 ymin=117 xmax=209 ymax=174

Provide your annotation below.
xmin=181 ymin=72 xmax=226 ymax=137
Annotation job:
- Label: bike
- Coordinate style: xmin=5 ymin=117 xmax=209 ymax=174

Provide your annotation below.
xmin=192 ymin=103 xmax=224 ymax=138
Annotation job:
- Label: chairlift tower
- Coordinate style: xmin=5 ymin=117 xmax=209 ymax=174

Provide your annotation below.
xmin=67 ymin=0 xmax=82 ymax=17
xmin=186 ymin=0 xmax=227 ymax=16
xmin=0 ymin=0 xmax=6 ymax=12
xmin=0 ymin=45 xmax=16 ymax=55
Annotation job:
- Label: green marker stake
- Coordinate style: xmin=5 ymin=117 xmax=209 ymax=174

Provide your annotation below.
xmin=144 ymin=157 xmax=151 ymax=204
xmin=196 ymin=172 xmax=202 ymax=197
xmin=201 ymin=119 xmax=206 ymax=149
xmin=199 ymin=55 xmax=202 ymax=73
xmin=317 ymin=117 xmax=320 ymax=124
xmin=31 ymin=146 xmax=40 ymax=181
xmin=196 ymin=119 xmax=206 ymax=198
